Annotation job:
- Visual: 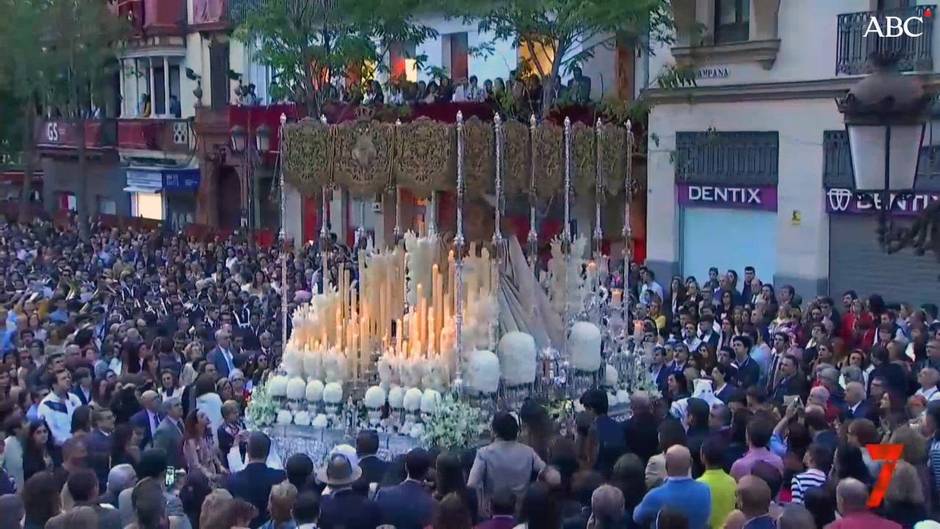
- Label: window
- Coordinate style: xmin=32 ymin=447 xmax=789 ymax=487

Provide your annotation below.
xmin=98 ymin=197 xmax=117 ymax=215
xmin=390 ymin=42 xmax=418 ymax=82
xmin=442 ymin=33 xmax=469 ymax=80
xmin=209 ymin=41 xmax=230 ymax=109
xmin=131 ymin=192 xmax=163 ymax=220
xmin=714 ymin=0 xmax=749 ymax=44
xmin=58 ymin=192 xmax=76 ymax=212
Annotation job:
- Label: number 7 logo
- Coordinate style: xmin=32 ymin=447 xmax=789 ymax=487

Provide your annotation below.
xmin=866 ymin=444 xmax=904 ymax=508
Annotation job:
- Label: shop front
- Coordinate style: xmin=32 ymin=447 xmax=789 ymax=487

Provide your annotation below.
xmin=125 ymin=167 xmax=200 ymax=227
xmin=679 ymin=183 xmax=778 ymax=282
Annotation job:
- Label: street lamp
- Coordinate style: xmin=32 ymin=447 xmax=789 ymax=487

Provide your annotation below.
xmin=256 ymin=123 xmax=272 ymax=153
xmin=229 ymin=123 xmax=273 ymax=230
xmin=229 ymin=125 xmax=248 ymax=154
xmin=837 ymin=54 xmax=934 ymax=254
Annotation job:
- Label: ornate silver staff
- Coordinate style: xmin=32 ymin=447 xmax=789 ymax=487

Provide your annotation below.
xmin=319 ymin=115 xmax=330 ymax=290
xmin=527 ymin=114 xmax=538 ymax=269
xmin=279 ymin=113 xmax=289 ymax=349
xmin=393 ymin=119 xmax=403 ymax=243
xmin=623 ymin=120 xmax=634 ymax=321
xmin=593 ymin=118 xmax=603 ymax=259
xmin=493 ymin=114 xmax=504 ymax=250
xmin=563 ymin=116 xmax=572 ymax=244
xmin=454 ymin=111 xmax=466 ymax=395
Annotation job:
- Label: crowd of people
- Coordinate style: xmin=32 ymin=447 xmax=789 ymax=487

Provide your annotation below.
xmin=0 ymin=214 xmax=938 ymax=529
xmin=320 ymin=67 xmax=595 ymax=113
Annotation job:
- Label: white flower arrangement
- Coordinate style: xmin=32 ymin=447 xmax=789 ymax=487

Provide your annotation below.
xmin=306 ymin=379 xmax=325 ymax=402
xmin=312 ymin=413 xmax=329 ymax=428
xmin=276 ymin=409 xmax=293 ymax=425
xmin=282 ymin=348 xmax=303 ymax=377
xmin=388 ymin=386 xmax=405 ymax=408
xmin=421 ymin=394 xmax=487 ymax=450
xmin=420 ymin=389 xmax=442 ymax=414
xmin=268 ymin=375 xmax=289 ymax=398
xmin=364 ymin=386 xmax=387 ymax=409
xmin=293 ymin=410 xmax=312 ymax=426
xmin=403 ymin=387 xmax=423 ymax=411
xmin=286 ymin=377 xmax=307 ymax=400
xmin=323 ymin=382 xmax=344 ymax=404
xmin=245 ymin=378 xmax=278 ymax=428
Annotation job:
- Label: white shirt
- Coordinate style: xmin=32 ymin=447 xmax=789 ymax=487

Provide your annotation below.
xmin=39 ymin=391 xmax=82 ymax=446
xmin=916 ymin=386 xmax=940 ymax=402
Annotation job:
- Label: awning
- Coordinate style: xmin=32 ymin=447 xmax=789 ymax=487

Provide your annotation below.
xmin=123 ymin=186 xmax=162 ymax=194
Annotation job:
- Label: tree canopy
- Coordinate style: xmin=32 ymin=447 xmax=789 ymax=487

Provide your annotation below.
xmin=234 ymin=0 xmax=439 ymax=116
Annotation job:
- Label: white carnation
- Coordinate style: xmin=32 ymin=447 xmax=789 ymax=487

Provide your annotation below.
xmin=364 ymin=386 xmax=387 ymax=409
xmin=305 ymin=379 xmax=325 ymax=402
xmin=286 ymin=377 xmax=307 ymax=400
xmin=323 ymin=382 xmax=344 ymax=404
xmin=403 ymin=387 xmax=423 ymax=411
xmin=268 ymin=375 xmax=289 ymax=398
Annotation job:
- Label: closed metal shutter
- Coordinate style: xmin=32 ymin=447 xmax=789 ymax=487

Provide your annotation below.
xmin=829 ymin=215 xmax=940 ymax=306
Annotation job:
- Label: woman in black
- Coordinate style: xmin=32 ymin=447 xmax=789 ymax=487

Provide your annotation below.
xmin=22 ymin=420 xmax=53 ymax=482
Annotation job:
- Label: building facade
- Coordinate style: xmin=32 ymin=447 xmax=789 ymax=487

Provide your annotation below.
xmin=642 ymin=0 xmax=940 ymax=303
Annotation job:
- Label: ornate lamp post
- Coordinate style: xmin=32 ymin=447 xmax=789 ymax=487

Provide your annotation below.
xmin=837 ymin=55 xmax=934 ymax=255
xmin=230 ymin=122 xmax=273 ymax=231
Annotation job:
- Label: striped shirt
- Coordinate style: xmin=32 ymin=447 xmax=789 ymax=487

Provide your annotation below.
xmin=930 ymin=437 xmax=940 ymax=499
xmin=791 ymin=468 xmax=827 ymax=503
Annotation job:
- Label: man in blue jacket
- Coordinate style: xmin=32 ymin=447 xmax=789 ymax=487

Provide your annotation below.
xmin=375 ymin=448 xmax=436 ymax=529
xmin=633 ymin=445 xmax=712 ymax=529
xmin=225 ymin=432 xmax=287 ymax=528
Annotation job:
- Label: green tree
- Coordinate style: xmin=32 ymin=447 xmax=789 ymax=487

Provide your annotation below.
xmin=233 ymin=0 xmax=438 ymax=116
xmin=0 ymin=0 xmax=57 ymax=222
xmin=456 ymin=0 xmax=674 ymax=117
xmin=43 ymin=0 xmax=125 ymax=239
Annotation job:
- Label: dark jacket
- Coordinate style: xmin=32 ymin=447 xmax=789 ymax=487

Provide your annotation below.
xmin=593 ymin=415 xmax=627 ymax=478
xmin=319 ymin=488 xmax=382 ymax=529
xmin=85 ymin=429 xmax=113 ymax=491
xmin=75 ymin=501 xmax=123 ymax=529
xmin=224 ymin=462 xmax=288 ymax=528
xmin=375 ymin=479 xmax=436 ymax=529
xmin=735 ymin=357 xmax=761 ymax=389
xmin=623 ymin=411 xmax=659 ymax=465
xmin=129 ymin=409 xmax=159 ymax=450
xmin=357 ymin=454 xmax=389 ymax=486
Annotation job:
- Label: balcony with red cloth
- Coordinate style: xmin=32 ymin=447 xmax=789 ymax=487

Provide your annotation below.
xmin=117 ymin=0 xmax=186 ymax=37
xmin=191 ymin=0 xmax=229 ymax=31
xmin=116 ymin=119 xmax=193 ymax=154
xmin=35 ymin=120 xmax=118 ymax=154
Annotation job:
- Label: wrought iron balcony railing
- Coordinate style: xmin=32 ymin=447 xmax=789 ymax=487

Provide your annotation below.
xmin=836 ymin=5 xmax=934 ymax=75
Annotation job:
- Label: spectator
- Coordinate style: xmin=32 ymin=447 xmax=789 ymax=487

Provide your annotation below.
xmin=434 ymin=492 xmax=473 ymax=529
xmin=610 ymin=454 xmax=645 ymax=529
xmin=100 ymin=464 xmax=135 ymax=509
xmin=179 ymin=470 xmax=213 ymax=529
xmin=435 ymin=451 xmax=478 ymax=523
xmin=260 ymin=481 xmax=298 ymax=529
xmin=589 ymin=485 xmax=626 ymax=529
xmin=633 ymin=446 xmax=711 ymax=529
xmin=622 ymin=392 xmax=659 ymax=464
xmin=129 ymin=390 xmax=161 ymax=450
xmin=355 ymin=429 xmax=386 ymax=488
xmin=778 ymin=504 xmax=817 ymax=529
xmin=517 ymin=482 xmax=560 ymax=529
xmin=468 ymin=411 xmax=546 ymax=515
xmin=376 ymin=447 xmax=435 ymax=529
xmin=476 ymin=488 xmax=516 ymax=529
xmin=66 ymin=467 xmax=122 ymax=529
xmin=293 ymin=491 xmax=319 ymax=529
xmin=225 ymin=431 xmax=287 ymax=528
xmin=285 ymin=453 xmax=314 ymax=492
xmin=118 ymin=449 xmax=189 ymax=529
xmin=45 ymin=505 xmax=98 ymax=529
xmin=4 ymin=413 xmax=26 ymax=490
xmin=731 ymin=416 xmax=784 ymax=479
xmin=316 ymin=452 xmax=381 ymax=529
xmin=580 ymin=389 xmax=627 ymax=477
xmin=697 ymin=436 xmax=736 ymax=529
xmin=202 ymin=497 xmax=258 ymax=529
xmin=882 ymin=460 xmax=929 ymax=529
xmin=0 ymin=494 xmax=25 ymax=529
xmin=645 ymin=419 xmax=687 ymax=489
xmin=110 ymin=423 xmax=142 ymax=469
xmin=22 ymin=419 xmax=52 ymax=481
xmin=39 ymin=369 xmax=81 ymax=446
xmin=23 ymin=471 xmax=61 ymax=529
xmin=183 ymin=409 xmax=225 ymax=483
xmin=152 ymin=396 xmax=185 ymax=468
xmin=827 ymin=478 xmax=901 ymax=529
xmin=792 ymin=443 xmax=832 ymax=504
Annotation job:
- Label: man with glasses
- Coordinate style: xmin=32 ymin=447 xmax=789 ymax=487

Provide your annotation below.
xmin=152 ymin=397 xmax=185 ymax=468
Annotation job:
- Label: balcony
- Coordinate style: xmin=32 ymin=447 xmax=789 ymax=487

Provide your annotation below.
xmin=836 ymin=5 xmax=934 ymax=75
xmin=35 ymin=119 xmax=193 ymax=155
xmin=191 ymin=0 xmax=229 ymax=31
xmin=35 ymin=120 xmax=117 ymax=152
xmin=116 ymin=119 xmax=193 ymax=154
xmin=118 ymin=0 xmax=186 ymax=37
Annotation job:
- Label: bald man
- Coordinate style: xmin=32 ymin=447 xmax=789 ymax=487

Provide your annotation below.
xmin=825 ymin=478 xmax=901 ymax=529
xmin=737 ymin=475 xmax=773 ymax=529
xmin=633 ymin=445 xmax=712 ymax=529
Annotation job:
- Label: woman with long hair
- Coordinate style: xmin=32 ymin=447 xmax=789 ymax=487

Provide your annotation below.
xmin=831 ymin=443 xmax=871 ymax=484
xmin=514 ymin=482 xmax=560 ymax=529
xmin=111 ymin=423 xmax=142 ymax=469
xmin=665 ymin=372 xmax=689 ymax=404
xmin=179 ymin=341 xmax=204 ymax=387
xmin=183 ymin=409 xmax=225 ymax=483
xmin=179 ymin=469 xmax=213 ymax=529
xmin=435 ymin=452 xmax=479 ymax=524
xmin=158 ymin=369 xmax=183 ymax=400
xmin=519 ymin=400 xmax=553 ymax=462
xmin=432 ymin=492 xmax=473 ymax=529
xmin=667 ymin=276 xmax=686 ymax=321
xmin=22 ymin=420 xmax=53 ymax=481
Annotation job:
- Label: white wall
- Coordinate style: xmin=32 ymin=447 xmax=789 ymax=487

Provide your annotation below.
xmin=647 ymin=98 xmax=844 ymax=286
xmin=415 ymin=15 xmax=517 ymax=83
xmin=647 ymin=0 xmax=874 ymax=88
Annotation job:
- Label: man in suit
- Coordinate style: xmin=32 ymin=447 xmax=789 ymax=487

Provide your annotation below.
xmin=356 ymin=429 xmax=388 ymax=488
xmin=318 ymin=453 xmax=382 ymax=529
xmin=843 ymin=382 xmax=871 ymax=421
xmin=71 ymin=367 xmax=94 ymax=406
xmin=375 ymin=448 xmax=436 ymax=529
xmin=207 ymin=328 xmax=236 ymax=378
xmin=151 ymin=397 xmax=185 ymax=468
xmin=67 ymin=468 xmax=123 ymax=529
xmin=129 ymin=390 xmax=162 ymax=450
xmin=622 ymin=391 xmax=659 ymax=465
xmin=86 ymin=407 xmax=116 ymax=492
xmin=225 ymin=432 xmax=287 ymax=528
xmin=770 ymin=354 xmax=806 ymax=404
xmin=732 ymin=335 xmax=760 ymax=390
